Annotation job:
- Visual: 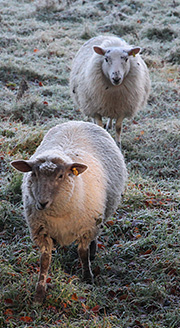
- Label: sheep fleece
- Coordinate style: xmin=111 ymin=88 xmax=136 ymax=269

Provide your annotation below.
xmin=22 ymin=121 xmax=127 ymax=248
xmin=70 ymin=35 xmax=150 ymax=119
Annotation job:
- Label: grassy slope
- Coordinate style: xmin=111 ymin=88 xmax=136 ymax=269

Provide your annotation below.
xmin=0 ymin=0 xmax=180 ymax=327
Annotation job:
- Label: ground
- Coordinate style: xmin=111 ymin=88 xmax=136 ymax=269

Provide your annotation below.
xmin=0 ymin=0 xmax=180 ymax=327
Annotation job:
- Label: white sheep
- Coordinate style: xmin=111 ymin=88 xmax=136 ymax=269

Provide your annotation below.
xmin=11 ymin=121 xmax=127 ymax=303
xmin=70 ymin=35 xmax=151 ymax=146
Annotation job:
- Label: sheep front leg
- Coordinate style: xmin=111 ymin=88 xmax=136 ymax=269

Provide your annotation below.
xmin=34 ymin=234 xmax=53 ymax=304
xmin=78 ymin=244 xmax=94 ymax=284
xmin=115 ymin=117 xmax=123 ymax=148
xmin=90 ymin=239 xmax=97 ymax=261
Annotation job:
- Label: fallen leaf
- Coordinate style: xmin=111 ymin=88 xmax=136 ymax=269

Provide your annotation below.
xmin=4 ymin=299 xmax=13 ymax=305
xmin=108 ymin=290 xmax=116 ymax=299
xmin=20 ymin=316 xmax=33 ymax=322
xmin=97 ymin=243 xmax=105 ymax=249
xmin=119 ymin=294 xmax=128 ymax=300
xmin=46 ymin=277 xmax=51 ymax=283
xmin=106 ymin=220 xmax=115 ymax=226
xmin=104 ymin=263 xmax=111 ymax=270
xmin=91 ymin=305 xmax=101 ymax=313
xmin=168 ymin=268 xmax=177 ymax=276
xmin=141 ymin=249 xmax=152 ymax=255
xmin=4 ymin=309 xmax=13 ymax=316
xmin=71 ymin=293 xmax=78 ymax=301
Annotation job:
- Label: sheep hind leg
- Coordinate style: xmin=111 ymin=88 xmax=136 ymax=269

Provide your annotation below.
xmin=93 ymin=113 xmax=103 ymax=128
xmin=78 ymin=244 xmax=94 ymax=284
xmin=106 ymin=118 xmax=112 ymax=131
xmin=115 ymin=117 xmax=123 ymax=148
xmin=34 ymin=237 xmax=53 ymax=304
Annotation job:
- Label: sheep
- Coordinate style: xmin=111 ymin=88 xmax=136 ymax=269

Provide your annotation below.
xmin=70 ymin=35 xmax=151 ymax=146
xmin=11 ymin=120 xmax=127 ymax=304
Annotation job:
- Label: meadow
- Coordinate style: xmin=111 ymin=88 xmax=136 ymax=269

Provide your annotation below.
xmin=0 ymin=0 xmax=180 ymax=327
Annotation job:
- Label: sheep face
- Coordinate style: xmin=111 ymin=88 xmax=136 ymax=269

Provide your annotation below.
xmin=93 ymin=46 xmax=141 ymax=86
xmin=11 ymin=159 xmax=87 ymax=210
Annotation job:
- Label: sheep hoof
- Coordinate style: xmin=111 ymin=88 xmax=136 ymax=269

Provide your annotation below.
xmin=116 ymin=141 xmax=121 ymax=149
xmin=34 ymin=293 xmax=45 ymax=305
xmin=82 ymin=273 xmax=94 ymax=284
xmin=33 ymin=285 xmax=46 ymax=305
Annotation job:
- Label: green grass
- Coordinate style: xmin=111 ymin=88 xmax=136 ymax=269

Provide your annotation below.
xmin=0 ymin=0 xmax=180 ymax=327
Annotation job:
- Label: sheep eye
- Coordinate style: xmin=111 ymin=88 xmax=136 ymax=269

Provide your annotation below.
xmin=58 ymin=174 xmax=63 ymax=179
xmin=105 ymin=57 xmax=108 ymax=62
xmin=121 ymin=56 xmax=128 ymax=62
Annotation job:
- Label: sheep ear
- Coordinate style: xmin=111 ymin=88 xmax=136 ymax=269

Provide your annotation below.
xmin=128 ymin=47 xmax=141 ymax=57
xmin=93 ymin=46 xmax=106 ymax=56
xmin=11 ymin=160 xmax=33 ymax=172
xmin=67 ymin=163 xmax=88 ymax=176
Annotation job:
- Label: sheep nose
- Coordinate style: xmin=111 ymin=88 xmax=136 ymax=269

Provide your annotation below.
xmin=112 ymin=77 xmax=121 ymax=85
xmin=38 ymin=201 xmax=49 ymax=210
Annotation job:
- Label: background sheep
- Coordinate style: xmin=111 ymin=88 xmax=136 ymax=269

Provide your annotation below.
xmin=70 ymin=35 xmax=151 ymax=146
xmin=11 ymin=121 xmax=127 ymax=304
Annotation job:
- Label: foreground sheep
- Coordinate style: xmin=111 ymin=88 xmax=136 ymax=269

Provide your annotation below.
xmin=70 ymin=35 xmax=151 ymax=146
xmin=11 ymin=121 xmax=127 ymax=303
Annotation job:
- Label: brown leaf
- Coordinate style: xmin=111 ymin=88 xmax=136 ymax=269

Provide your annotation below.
xmin=106 ymin=220 xmax=115 ymax=226
xmin=20 ymin=316 xmax=33 ymax=322
xmin=4 ymin=299 xmax=13 ymax=305
xmin=46 ymin=277 xmax=51 ymax=283
xmin=141 ymin=249 xmax=152 ymax=255
xmin=91 ymin=305 xmax=101 ymax=313
xmin=97 ymin=243 xmax=105 ymax=249
xmin=118 ymin=294 xmax=129 ymax=300
xmin=71 ymin=293 xmax=78 ymax=301
xmin=4 ymin=309 xmax=13 ymax=316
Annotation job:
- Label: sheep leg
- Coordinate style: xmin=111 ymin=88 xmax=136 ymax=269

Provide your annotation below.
xmin=78 ymin=244 xmax=94 ymax=283
xmin=90 ymin=239 xmax=97 ymax=261
xmin=106 ymin=118 xmax=112 ymax=131
xmin=93 ymin=113 xmax=103 ymax=127
xmin=34 ymin=235 xmax=53 ymax=304
xmin=115 ymin=117 xmax=123 ymax=148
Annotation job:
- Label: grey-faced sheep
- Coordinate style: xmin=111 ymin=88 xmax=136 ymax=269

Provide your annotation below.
xmin=70 ymin=35 xmax=151 ymax=146
xmin=11 ymin=121 xmax=127 ymax=304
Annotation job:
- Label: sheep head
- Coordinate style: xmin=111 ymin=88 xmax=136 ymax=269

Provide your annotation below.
xmin=11 ymin=159 xmax=87 ymax=210
xmin=93 ymin=46 xmax=140 ymax=86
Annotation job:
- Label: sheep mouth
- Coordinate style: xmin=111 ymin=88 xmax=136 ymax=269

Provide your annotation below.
xmin=36 ymin=201 xmax=50 ymax=211
xmin=111 ymin=78 xmax=122 ymax=86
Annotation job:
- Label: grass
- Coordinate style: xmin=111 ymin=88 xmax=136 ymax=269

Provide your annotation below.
xmin=0 ymin=0 xmax=180 ymax=327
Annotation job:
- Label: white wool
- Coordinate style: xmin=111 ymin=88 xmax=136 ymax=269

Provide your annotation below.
xmin=39 ymin=161 xmax=57 ymax=173
xmin=21 ymin=121 xmax=127 ymax=246
xmin=70 ymin=35 xmax=151 ymax=142
xmin=12 ymin=121 xmax=127 ymax=302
